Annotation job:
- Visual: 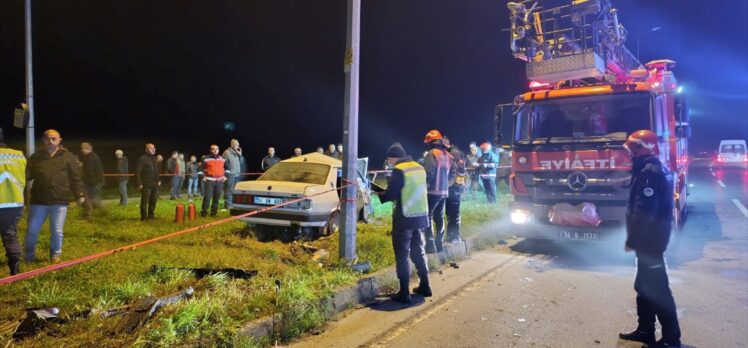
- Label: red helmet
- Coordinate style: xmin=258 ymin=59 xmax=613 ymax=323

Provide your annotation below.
xmin=480 ymin=142 xmax=491 ymax=151
xmin=424 ymin=129 xmax=443 ymax=144
xmin=624 ymin=130 xmax=659 ymax=157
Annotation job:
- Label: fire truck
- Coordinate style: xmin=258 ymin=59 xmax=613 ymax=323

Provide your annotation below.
xmin=495 ymin=0 xmax=690 ymax=241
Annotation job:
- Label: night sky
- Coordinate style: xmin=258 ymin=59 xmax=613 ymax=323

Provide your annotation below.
xmin=1 ymin=0 xmax=747 ymax=171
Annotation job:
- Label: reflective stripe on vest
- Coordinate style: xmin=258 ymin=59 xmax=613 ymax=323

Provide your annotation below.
xmin=394 ymin=161 xmax=428 ymax=218
xmin=0 ymin=148 xmax=26 ymax=207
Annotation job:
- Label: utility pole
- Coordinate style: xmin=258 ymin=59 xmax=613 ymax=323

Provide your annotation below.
xmin=25 ymin=0 xmax=36 ymax=155
xmin=339 ymin=0 xmax=361 ymax=263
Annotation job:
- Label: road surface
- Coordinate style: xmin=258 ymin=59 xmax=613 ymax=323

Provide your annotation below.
xmin=293 ymin=163 xmax=748 ymax=348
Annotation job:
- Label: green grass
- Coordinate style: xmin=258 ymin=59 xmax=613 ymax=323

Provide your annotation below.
xmin=0 ymin=192 xmax=508 ymax=347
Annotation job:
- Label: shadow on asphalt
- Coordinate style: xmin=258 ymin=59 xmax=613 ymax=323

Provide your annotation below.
xmin=509 ymin=235 xmax=635 ymax=271
xmin=368 ymin=295 xmax=427 ymax=312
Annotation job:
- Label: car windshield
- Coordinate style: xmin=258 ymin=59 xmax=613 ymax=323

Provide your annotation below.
xmin=258 ymin=162 xmax=330 ymax=185
xmin=515 ymin=93 xmax=650 ymax=144
xmin=721 ymin=144 xmax=746 ymax=154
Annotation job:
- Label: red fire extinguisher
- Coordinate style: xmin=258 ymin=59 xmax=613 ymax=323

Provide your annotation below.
xmin=187 ymin=201 xmax=196 ymax=221
xmin=175 ymin=203 xmax=185 ymax=223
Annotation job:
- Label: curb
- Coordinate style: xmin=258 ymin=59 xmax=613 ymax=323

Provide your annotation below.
xmin=237 ymin=237 xmax=475 ymax=342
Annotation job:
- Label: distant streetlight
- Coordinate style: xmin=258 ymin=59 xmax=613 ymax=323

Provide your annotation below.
xmin=636 ymin=26 xmax=661 ymax=64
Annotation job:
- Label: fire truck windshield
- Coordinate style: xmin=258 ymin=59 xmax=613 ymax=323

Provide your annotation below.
xmin=515 ymin=93 xmax=650 ymax=144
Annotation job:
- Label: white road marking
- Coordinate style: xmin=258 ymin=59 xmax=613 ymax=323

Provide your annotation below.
xmin=733 ymin=199 xmax=748 ymax=218
xmin=717 ymin=180 xmax=726 ymax=188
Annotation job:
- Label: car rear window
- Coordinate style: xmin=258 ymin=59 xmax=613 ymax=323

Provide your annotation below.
xmin=721 ymin=144 xmax=746 ymax=154
xmin=258 ymin=162 xmax=330 ymax=185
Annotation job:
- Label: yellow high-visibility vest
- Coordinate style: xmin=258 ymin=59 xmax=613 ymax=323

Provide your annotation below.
xmin=394 ymin=161 xmax=428 ymax=218
xmin=0 ymin=147 xmax=26 ymax=208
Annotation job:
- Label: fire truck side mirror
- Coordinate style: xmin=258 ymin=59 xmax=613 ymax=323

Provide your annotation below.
xmin=495 ymin=103 xmax=515 ymax=147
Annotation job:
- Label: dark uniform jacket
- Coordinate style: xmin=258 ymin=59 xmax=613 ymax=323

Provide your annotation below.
xmin=80 ymin=152 xmax=104 ymax=186
xmin=116 ymin=157 xmax=129 ymax=182
xmin=135 ymin=154 xmax=161 ymax=187
xmin=27 ymin=147 xmax=84 ymax=205
xmin=448 ymin=146 xmax=467 ymax=196
xmin=379 ymin=157 xmax=430 ymax=231
xmin=261 ymin=155 xmax=281 ymax=171
xmin=625 ymin=155 xmax=673 ymax=256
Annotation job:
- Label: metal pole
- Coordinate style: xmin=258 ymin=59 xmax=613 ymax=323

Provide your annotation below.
xmin=25 ymin=0 xmax=36 ymax=155
xmin=339 ymin=0 xmax=361 ymax=262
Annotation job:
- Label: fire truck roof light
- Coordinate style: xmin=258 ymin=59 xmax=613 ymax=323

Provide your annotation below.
xmin=529 ymin=80 xmax=551 ymax=90
xmin=676 ymin=86 xmax=684 ymax=94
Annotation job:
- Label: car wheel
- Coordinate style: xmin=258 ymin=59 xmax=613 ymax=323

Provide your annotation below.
xmin=254 ymin=226 xmax=273 ymax=242
xmin=323 ymin=211 xmax=340 ymax=236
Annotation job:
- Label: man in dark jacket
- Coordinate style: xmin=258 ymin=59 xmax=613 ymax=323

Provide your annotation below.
xmin=115 ymin=149 xmax=129 ymax=205
xmin=25 ymin=129 xmax=85 ymax=263
xmin=619 ymin=130 xmax=681 ymax=348
xmin=378 ymin=143 xmax=431 ymax=304
xmin=443 ymin=137 xmax=467 ymax=244
xmin=135 ymin=143 xmax=161 ymax=220
xmin=422 ymin=129 xmax=455 ymax=253
xmin=261 ymin=147 xmax=281 ymax=171
xmin=79 ymin=142 xmax=104 ymax=218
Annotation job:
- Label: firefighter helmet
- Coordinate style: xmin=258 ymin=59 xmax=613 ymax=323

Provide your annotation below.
xmin=480 ymin=142 xmax=492 ymax=151
xmin=624 ymin=130 xmax=659 ymax=157
xmin=424 ymin=129 xmax=443 ymax=144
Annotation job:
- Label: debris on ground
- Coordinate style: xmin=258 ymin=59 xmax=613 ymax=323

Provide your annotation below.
xmin=110 ymin=287 xmax=194 ymax=335
xmin=449 ymin=261 xmax=460 ymax=269
xmin=152 ymin=266 xmax=258 ymax=280
xmin=311 ymin=249 xmax=329 ymax=262
xmin=12 ymin=308 xmax=63 ymax=340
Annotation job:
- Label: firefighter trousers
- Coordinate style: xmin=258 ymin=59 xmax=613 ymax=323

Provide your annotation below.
xmin=634 ymin=254 xmax=681 ymax=344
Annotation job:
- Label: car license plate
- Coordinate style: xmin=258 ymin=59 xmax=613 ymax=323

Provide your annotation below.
xmin=254 ymin=196 xmax=284 ymax=205
xmin=558 ymin=231 xmax=598 ymax=240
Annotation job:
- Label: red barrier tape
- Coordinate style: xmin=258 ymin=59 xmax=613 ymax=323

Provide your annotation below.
xmin=0 ymin=184 xmax=353 ymax=287
xmin=102 ymin=172 xmax=264 ymax=177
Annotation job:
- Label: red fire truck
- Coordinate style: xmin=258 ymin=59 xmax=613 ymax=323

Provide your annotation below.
xmin=496 ymin=0 xmax=690 ymax=241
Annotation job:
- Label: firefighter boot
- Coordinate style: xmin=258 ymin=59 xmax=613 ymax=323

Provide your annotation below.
xmin=413 ymin=281 xmax=432 ymax=297
xmin=8 ymin=256 xmax=21 ymax=276
xmin=619 ymin=329 xmax=655 ymax=344
xmin=390 ymin=279 xmax=412 ymax=304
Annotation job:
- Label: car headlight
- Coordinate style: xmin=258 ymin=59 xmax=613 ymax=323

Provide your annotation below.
xmin=510 ymin=209 xmax=532 ymax=224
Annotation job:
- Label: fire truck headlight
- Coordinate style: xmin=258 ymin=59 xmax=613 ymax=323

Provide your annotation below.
xmin=510 ymin=209 xmax=532 ymax=224
xmin=518 ymin=156 xmax=528 ymax=165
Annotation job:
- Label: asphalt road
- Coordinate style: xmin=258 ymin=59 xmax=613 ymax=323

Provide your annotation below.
xmin=293 ymin=162 xmax=748 ymax=348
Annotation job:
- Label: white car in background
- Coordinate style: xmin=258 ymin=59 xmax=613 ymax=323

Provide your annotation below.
xmin=230 ymin=153 xmax=372 ymax=242
xmin=714 ymin=139 xmax=748 ymax=169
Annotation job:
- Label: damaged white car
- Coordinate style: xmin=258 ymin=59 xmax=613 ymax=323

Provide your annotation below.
xmin=230 ymin=152 xmax=372 ymax=242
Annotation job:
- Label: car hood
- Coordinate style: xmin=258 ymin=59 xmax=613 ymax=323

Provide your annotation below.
xmin=234 ymin=180 xmax=330 ymax=196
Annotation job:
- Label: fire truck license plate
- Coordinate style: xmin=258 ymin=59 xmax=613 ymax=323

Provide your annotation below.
xmin=558 ymin=231 xmax=598 ymax=240
xmin=254 ymin=196 xmax=284 ymax=205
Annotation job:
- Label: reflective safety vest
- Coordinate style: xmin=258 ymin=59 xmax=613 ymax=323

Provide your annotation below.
xmin=0 ymin=147 xmax=26 ymax=208
xmin=394 ymin=161 xmax=428 ymax=218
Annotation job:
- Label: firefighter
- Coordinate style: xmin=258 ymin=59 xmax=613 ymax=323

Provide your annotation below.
xmin=619 ymin=130 xmax=681 ymax=348
xmin=0 ymin=127 xmax=25 ymax=275
xmin=422 ymin=129 xmax=455 ymax=253
xmin=442 ymin=137 xmax=466 ymax=243
xmin=476 ymin=142 xmax=498 ymax=203
xmin=377 ymin=143 xmax=431 ymax=304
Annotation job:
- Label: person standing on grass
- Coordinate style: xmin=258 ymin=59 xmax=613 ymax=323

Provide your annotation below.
xmin=166 ymin=151 xmax=182 ymax=200
xmin=222 ymin=139 xmax=243 ymax=208
xmin=476 ymin=142 xmax=498 ymax=204
xmin=186 ymin=155 xmax=200 ymax=198
xmin=377 ymin=143 xmax=431 ymax=304
xmin=79 ymin=142 xmax=104 ymax=218
xmin=177 ymin=153 xmax=186 ymax=197
xmin=422 ymin=129 xmax=455 ymax=254
xmin=115 ymin=149 xmax=129 ymax=205
xmin=135 ymin=143 xmax=161 ymax=221
xmin=201 ymin=144 xmax=227 ymax=217
xmin=0 ymin=127 xmax=26 ymax=274
xmin=25 ymin=129 xmax=85 ymax=264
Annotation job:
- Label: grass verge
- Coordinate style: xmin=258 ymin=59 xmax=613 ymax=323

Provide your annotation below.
xmin=0 ymin=192 xmax=508 ymax=347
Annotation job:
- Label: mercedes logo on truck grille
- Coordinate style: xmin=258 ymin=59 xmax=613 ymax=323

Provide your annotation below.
xmin=567 ymin=172 xmax=588 ymax=191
